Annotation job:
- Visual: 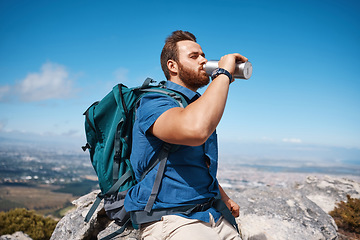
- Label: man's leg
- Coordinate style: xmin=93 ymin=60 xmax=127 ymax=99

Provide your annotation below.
xmin=141 ymin=214 xmax=219 ymax=240
xmin=140 ymin=220 xmax=163 ymax=240
xmin=213 ymin=215 xmax=242 ymax=240
xmin=141 ymin=214 xmax=242 ymax=240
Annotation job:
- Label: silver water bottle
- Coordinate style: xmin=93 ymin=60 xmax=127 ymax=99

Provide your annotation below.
xmin=204 ymin=60 xmax=253 ymax=80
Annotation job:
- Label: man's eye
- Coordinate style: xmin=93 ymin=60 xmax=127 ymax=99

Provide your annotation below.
xmin=190 ymin=55 xmax=198 ymax=59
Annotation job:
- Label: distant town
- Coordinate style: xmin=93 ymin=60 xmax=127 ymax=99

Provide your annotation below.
xmin=0 ymin=143 xmax=96 ymax=186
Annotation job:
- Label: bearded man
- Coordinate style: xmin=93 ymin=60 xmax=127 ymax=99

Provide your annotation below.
xmin=124 ymin=30 xmax=247 ymax=240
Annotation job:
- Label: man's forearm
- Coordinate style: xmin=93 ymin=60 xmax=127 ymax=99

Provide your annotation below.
xmin=181 ymin=74 xmax=230 ymax=139
xmin=218 ymin=183 xmax=230 ymax=202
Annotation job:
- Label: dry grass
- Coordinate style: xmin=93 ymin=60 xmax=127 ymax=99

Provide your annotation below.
xmin=0 ymin=185 xmax=76 ymax=215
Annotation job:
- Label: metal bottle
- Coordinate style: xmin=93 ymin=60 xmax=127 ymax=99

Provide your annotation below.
xmin=204 ymin=60 xmax=253 ymax=80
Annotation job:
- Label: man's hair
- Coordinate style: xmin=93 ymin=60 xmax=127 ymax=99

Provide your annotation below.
xmin=161 ymin=30 xmax=197 ymax=80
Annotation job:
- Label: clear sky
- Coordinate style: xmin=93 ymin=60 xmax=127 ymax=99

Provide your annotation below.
xmin=0 ymin=0 xmax=359 ymax=163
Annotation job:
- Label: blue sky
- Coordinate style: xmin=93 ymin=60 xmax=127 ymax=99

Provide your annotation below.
xmin=0 ymin=0 xmax=359 ymax=163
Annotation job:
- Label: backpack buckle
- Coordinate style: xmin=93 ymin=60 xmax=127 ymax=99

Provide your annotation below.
xmin=162 ymin=143 xmax=172 ymax=152
xmin=81 ymin=143 xmax=91 ymax=152
xmin=114 ymin=151 xmax=121 ymax=162
xmin=193 ymin=198 xmax=215 ymax=212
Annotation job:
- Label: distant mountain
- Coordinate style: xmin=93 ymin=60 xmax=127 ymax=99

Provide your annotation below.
xmin=0 ymin=130 xmax=84 ymax=153
xmin=218 ymin=140 xmax=360 ymax=167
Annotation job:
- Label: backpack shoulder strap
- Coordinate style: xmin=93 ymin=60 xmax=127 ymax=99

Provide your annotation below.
xmin=140 ymin=77 xmax=156 ymax=88
xmin=139 ymin=87 xmax=188 ymax=108
xmin=135 ymin=78 xmax=189 ymax=109
xmin=143 ymin=143 xmax=172 ymax=213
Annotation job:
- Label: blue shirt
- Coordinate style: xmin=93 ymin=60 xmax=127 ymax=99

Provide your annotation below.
xmin=124 ymin=81 xmax=221 ymax=223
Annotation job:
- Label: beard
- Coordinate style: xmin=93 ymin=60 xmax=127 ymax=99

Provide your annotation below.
xmin=178 ymin=62 xmax=210 ymax=90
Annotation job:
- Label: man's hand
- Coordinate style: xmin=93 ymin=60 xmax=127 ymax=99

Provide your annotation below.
xmin=218 ymin=53 xmax=248 ymax=78
xmin=218 ymin=183 xmax=240 ymax=218
xmin=224 ymin=198 xmax=240 ymax=218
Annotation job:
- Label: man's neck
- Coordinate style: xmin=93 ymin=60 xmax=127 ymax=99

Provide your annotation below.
xmin=169 ymin=77 xmax=197 ymax=92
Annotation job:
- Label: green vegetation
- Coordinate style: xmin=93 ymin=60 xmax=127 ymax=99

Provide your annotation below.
xmin=329 ymin=195 xmax=360 ymax=239
xmin=0 ymin=208 xmax=58 ymax=240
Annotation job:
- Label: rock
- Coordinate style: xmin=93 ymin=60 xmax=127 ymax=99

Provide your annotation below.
xmin=0 ymin=232 xmax=32 ymax=240
xmin=51 ymin=175 xmax=360 ymax=240
xmin=229 ymin=187 xmax=338 ymax=240
xmin=97 ymin=222 xmax=140 ymax=240
xmin=50 ymin=190 xmax=112 ymax=240
xmin=226 ymin=175 xmax=360 ymax=240
xmin=50 ymin=190 xmax=139 ymax=240
xmin=297 ymin=176 xmax=360 ymax=213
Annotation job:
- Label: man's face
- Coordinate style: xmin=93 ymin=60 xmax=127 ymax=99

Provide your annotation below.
xmin=176 ymin=40 xmax=209 ymax=90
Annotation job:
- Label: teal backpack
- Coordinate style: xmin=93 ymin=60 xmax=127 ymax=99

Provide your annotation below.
xmin=82 ymin=78 xmax=188 ymax=238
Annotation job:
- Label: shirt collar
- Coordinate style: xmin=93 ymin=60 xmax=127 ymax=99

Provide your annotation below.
xmin=165 ymin=81 xmax=200 ymax=102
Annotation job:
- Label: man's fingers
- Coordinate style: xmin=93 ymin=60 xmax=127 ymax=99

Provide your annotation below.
xmin=231 ymin=207 xmax=239 ymax=218
xmin=233 ymin=53 xmax=248 ymax=62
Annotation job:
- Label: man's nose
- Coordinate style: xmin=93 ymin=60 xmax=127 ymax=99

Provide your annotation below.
xmin=199 ymin=56 xmax=207 ymax=64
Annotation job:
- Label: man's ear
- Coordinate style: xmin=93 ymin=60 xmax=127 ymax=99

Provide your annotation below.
xmin=167 ymin=59 xmax=178 ymax=75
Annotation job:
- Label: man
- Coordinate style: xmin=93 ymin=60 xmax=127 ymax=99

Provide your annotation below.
xmin=124 ymin=30 xmax=247 ymax=239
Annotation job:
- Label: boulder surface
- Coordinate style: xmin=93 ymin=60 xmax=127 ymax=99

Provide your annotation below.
xmin=49 ymin=175 xmax=359 ymax=240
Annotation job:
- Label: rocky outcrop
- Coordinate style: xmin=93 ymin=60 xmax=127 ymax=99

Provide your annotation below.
xmin=296 ymin=176 xmax=360 ymax=213
xmin=48 ymin=175 xmax=359 ymax=240
xmin=232 ymin=186 xmax=338 ymax=239
xmin=0 ymin=232 xmax=32 ymax=240
xmin=49 ymin=190 xmax=139 ymax=240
